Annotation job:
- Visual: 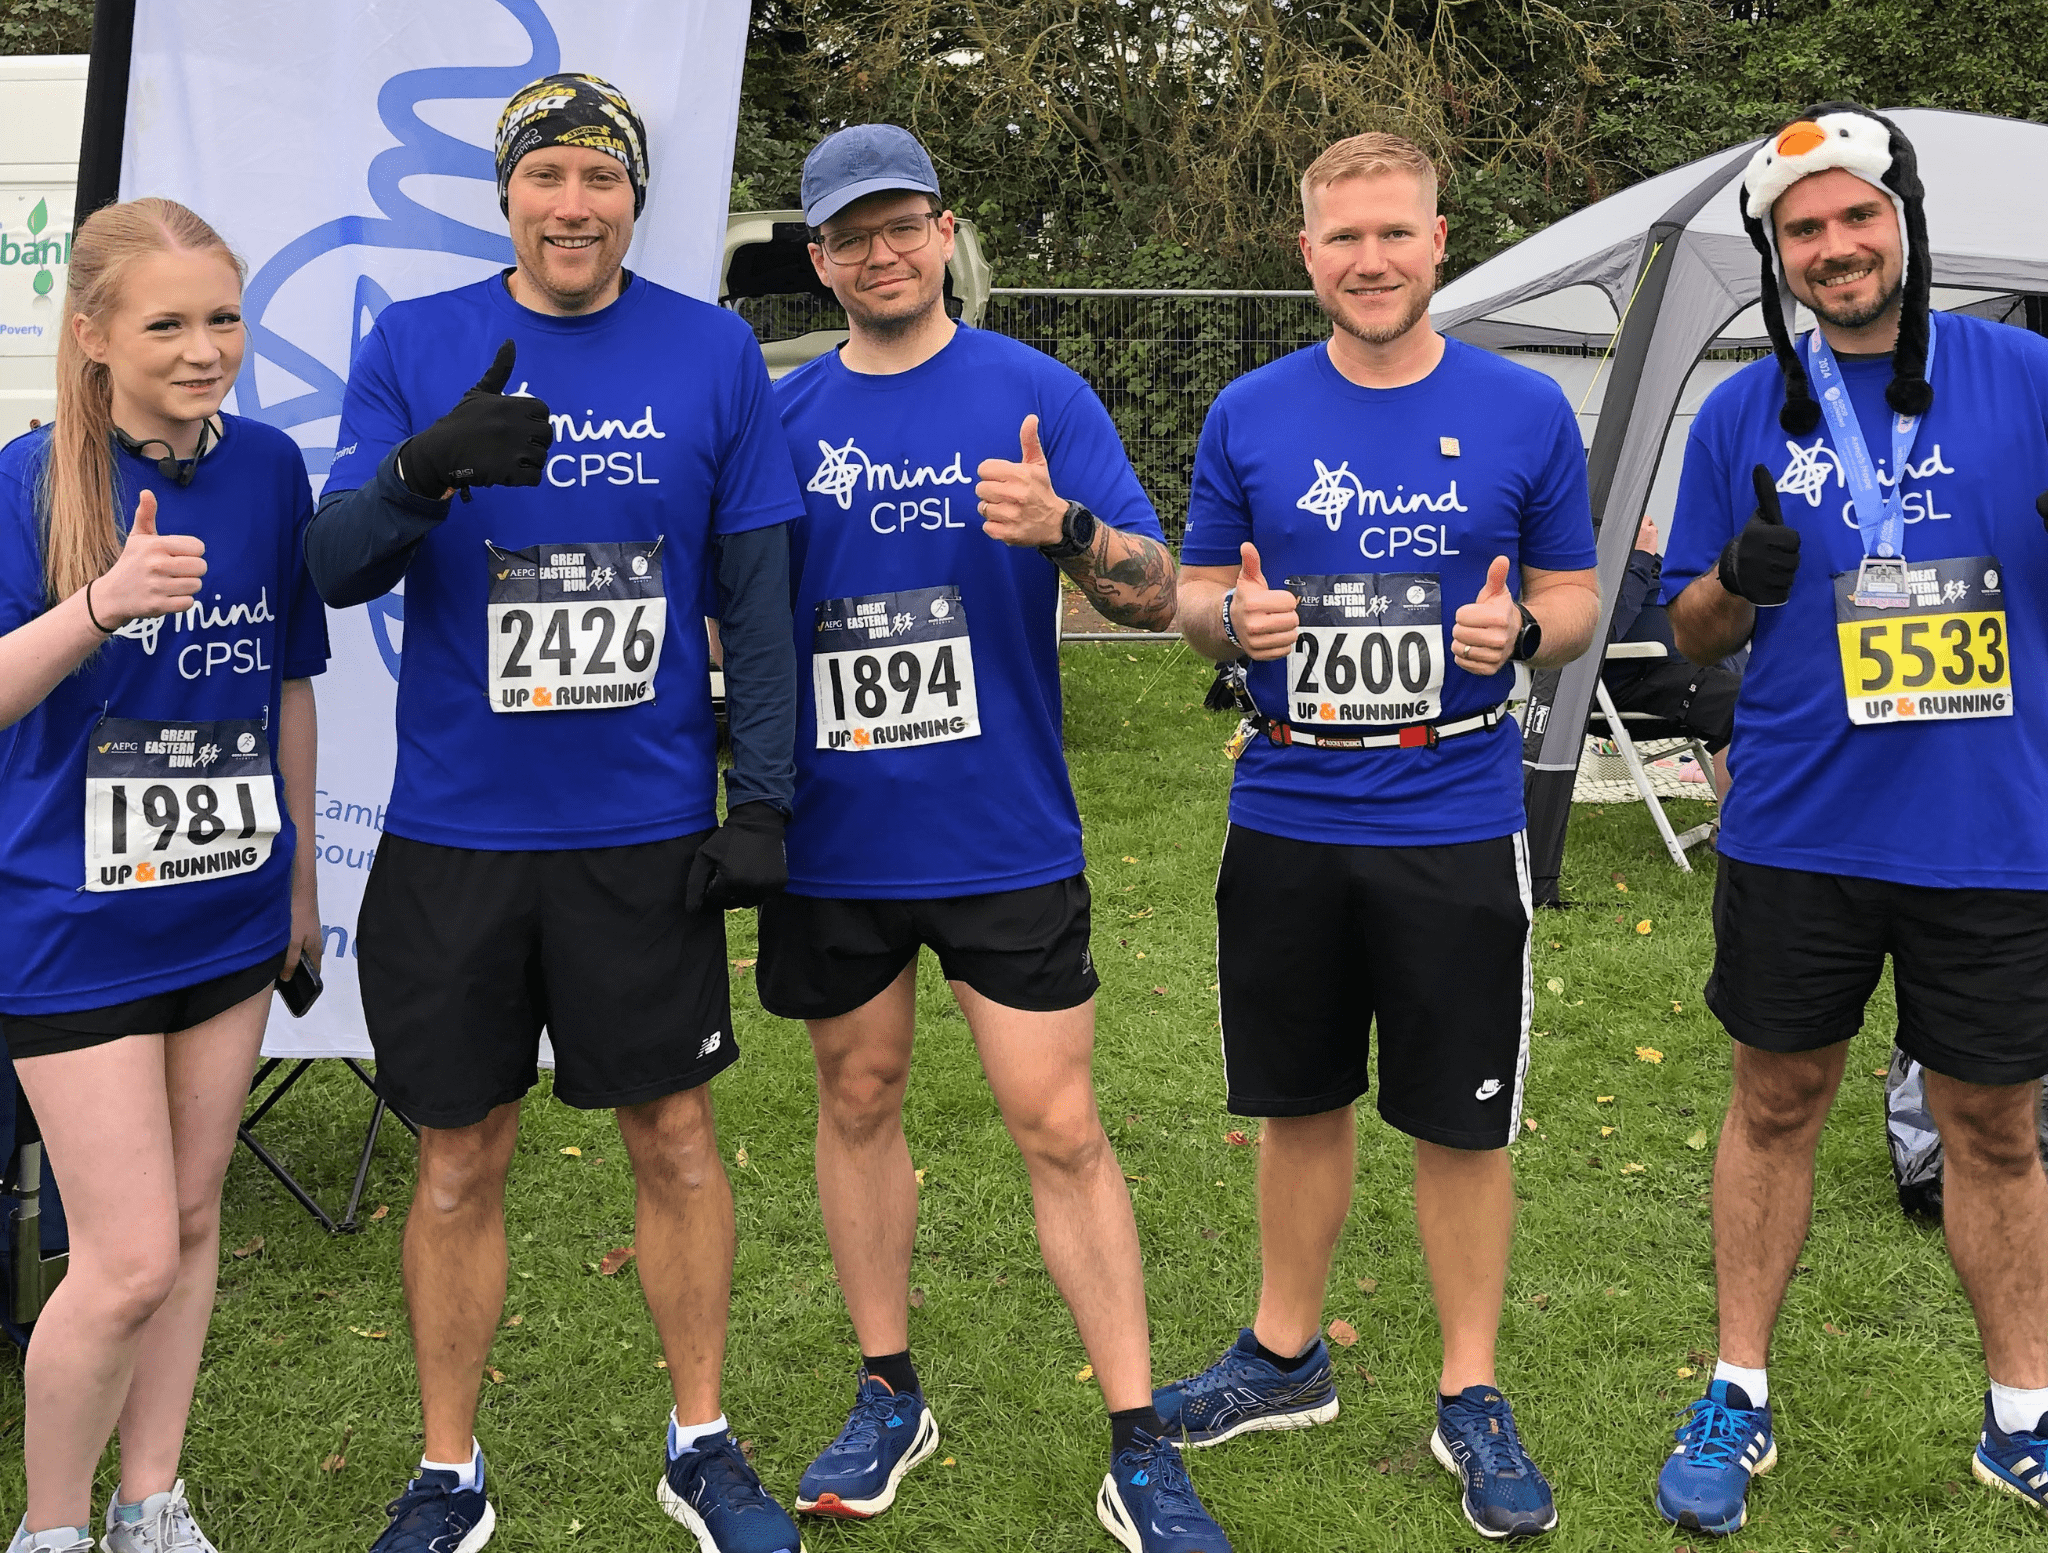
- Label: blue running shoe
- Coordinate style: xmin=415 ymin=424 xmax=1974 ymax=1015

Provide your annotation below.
xmin=1654 ymin=1380 xmax=1775 ymax=1536
xmin=1430 ymin=1386 xmax=1557 ymax=1540
xmin=1973 ymin=1391 xmax=2048 ymax=1511
xmin=368 ymin=1462 xmax=495 ymax=1553
xmin=657 ymin=1432 xmax=805 ymax=1553
xmin=795 ymin=1370 xmax=940 ymax=1518
xmin=1096 ymin=1430 xmax=1233 ymax=1552
xmin=1152 ymin=1329 xmax=1339 ymax=1448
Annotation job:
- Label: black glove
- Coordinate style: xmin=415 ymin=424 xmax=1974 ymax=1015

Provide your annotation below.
xmin=1717 ymin=463 xmax=1801 ymax=606
xmin=685 ymin=802 xmax=788 ymax=913
xmin=2036 ymin=491 xmax=2048 ymax=533
xmin=398 ymin=340 xmax=552 ymax=500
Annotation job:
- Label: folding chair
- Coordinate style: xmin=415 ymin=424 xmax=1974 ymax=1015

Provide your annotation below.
xmin=240 ymin=1057 xmax=416 ymax=1235
xmin=1587 ymin=640 xmax=1720 ymax=872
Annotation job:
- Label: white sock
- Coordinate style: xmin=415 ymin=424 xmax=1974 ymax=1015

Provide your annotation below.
xmin=669 ymin=1411 xmax=729 ymax=1459
xmin=1712 ymin=1360 xmax=1768 ymax=1406
xmin=420 ymin=1440 xmax=482 ymax=1492
xmin=1991 ymin=1380 xmax=2048 ymax=1436
xmin=12 ymin=1525 xmax=93 ymax=1553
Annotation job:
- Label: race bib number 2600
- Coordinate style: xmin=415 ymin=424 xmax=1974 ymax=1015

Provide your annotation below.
xmin=486 ymin=539 xmax=666 ymax=712
xmin=813 ymin=585 xmax=979 ymax=751
xmin=1833 ymin=555 xmax=2011 ymax=727
xmin=1286 ymin=572 xmax=1445 ymax=729
xmin=85 ymin=716 xmax=280 ymax=891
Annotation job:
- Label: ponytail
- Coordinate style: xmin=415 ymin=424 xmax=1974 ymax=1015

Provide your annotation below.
xmin=38 ymin=197 xmax=244 ymax=603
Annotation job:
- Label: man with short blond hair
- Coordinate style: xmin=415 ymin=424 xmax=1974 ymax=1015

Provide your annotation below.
xmin=1158 ymin=130 xmax=1599 ymax=1540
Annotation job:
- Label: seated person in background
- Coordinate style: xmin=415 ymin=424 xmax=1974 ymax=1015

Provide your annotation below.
xmin=1602 ymin=514 xmax=1739 ymax=800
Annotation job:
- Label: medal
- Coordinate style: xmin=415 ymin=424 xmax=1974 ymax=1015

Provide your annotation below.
xmin=1849 ymin=555 xmax=1911 ymax=609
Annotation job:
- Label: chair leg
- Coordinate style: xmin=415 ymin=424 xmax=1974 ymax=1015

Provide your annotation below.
xmin=1597 ymin=680 xmax=1690 ymax=872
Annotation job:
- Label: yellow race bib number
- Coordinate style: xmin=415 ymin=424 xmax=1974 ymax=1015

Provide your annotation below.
xmin=1833 ymin=555 xmax=2011 ymax=727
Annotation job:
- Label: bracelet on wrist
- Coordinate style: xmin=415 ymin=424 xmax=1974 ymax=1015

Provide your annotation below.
xmin=84 ymin=577 xmax=119 ymax=635
xmin=1220 ymin=588 xmax=1242 ymax=650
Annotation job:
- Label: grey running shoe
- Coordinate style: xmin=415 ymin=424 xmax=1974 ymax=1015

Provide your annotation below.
xmin=6 ymin=1518 xmax=94 ymax=1553
xmin=99 ymin=1482 xmax=219 ymax=1553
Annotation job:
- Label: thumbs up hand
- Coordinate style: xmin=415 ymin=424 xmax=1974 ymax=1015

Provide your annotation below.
xmin=976 ymin=414 xmax=1068 ymax=548
xmin=1226 ymin=541 xmax=1300 ymax=660
xmin=1716 ymin=463 xmax=1802 ymax=605
xmin=397 ymin=338 xmax=554 ymax=501
xmin=1451 ymin=555 xmax=1519 ymax=676
xmin=91 ymin=488 xmax=208 ymax=628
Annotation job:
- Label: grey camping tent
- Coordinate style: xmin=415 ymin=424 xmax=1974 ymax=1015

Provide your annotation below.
xmin=1431 ymin=108 xmax=2048 ymax=905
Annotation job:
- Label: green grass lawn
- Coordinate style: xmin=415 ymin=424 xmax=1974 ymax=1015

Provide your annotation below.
xmin=2 ymin=647 xmax=2021 ymax=1551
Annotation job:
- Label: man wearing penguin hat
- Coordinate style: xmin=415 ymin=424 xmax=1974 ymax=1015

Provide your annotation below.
xmin=1652 ymin=104 xmax=2048 ymax=1534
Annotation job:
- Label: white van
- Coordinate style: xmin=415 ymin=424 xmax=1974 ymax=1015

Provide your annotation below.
xmin=0 ymin=55 xmax=86 ymax=441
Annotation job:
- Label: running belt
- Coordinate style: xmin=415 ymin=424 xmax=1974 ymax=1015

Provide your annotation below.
xmin=1210 ymin=659 xmax=1510 ymax=753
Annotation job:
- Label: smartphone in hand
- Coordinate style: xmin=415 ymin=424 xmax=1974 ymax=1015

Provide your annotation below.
xmin=277 ymin=958 xmax=324 ymax=1018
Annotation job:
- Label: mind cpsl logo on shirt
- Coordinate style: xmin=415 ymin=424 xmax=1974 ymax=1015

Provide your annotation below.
xmin=114 ymin=588 xmax=278 ymax=681
xmin=808 ymin=436 xmax=974 ymax=535
xmin=1774 ymin=438 xmax=1958 ymax=530
xmin=1294 ymin=458 xmax=1470 ymax=562
xmin=511 ymin=383 xmax=668 ymax=490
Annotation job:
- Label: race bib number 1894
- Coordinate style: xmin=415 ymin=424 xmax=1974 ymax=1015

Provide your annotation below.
xmin=1286 ymin=572 xmax=1445 ymax=729
xmin=85 ymin=716 xmax=280 ymax=891
xmin=1833 ymin=555 xmax=2011 ymax=727
xmin=486 ymin=539 xmax=666 ymax=712
xmin=813 ymin=585 xmax=980 ymax=751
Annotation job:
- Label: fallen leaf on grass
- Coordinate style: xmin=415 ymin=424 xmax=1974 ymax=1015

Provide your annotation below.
xmin=1611 ymin=871 xmax=1627 ymax=887
xmin=1135 ymin=951 xmax=1147 ymax=959
xmin=1676 ymin=1366 xmax=1695 ymax=1379
xmin=1523 ymin=1118 xmax=1538 ymax=1132
xmin=731 ymin=958 xmax=756 ymax=971
xmin=909 ymin=1287 xmax=926 ymax=1308
xmin=232 ymin=1236 xmax=264 ymax=1259
xmin=1327 ymin=1319 xmax=1359 ymax=1348
xmin=1636 ymin=920 xmax=1654 ymax=935
xmin=942 ymin=1457 xmax=956 ymax=1467
xmin=560 ymin=1146 xmax=582 ymax=1157
xmin=1151 ymin=986 xmax=1168 ymax=996
xmin=598 ymin=1246 xmax=637 ymax=1277
xmin=1545 ymin=978 xmax=1564 ymax=995
xmin=1636 ymin=1047 xmax=1664 ymax=1064
xmin=1621 ymin=1162 xmax=1646 ymax=1174
xmin=1597 ymin=1095 xmax=1615 ymax=1104
xmin=321 ymin=1427 xmax=353 ymax=1473
xmin=1224 ymin=1130 xmax=1250 ymax=1146
xmin=1356 ymin=1277 xmax=1378 ymax=1294
xmin=1872 ymin=1067 xmax=1889 ymax=1077
xmin=734 ymin=1147 xmax=749 ymax=1168
xmin=1686 ymin=1130 xmax=1709 ymax=1150
xmin=1824 ymin=1321 xmax=1842 ymax=1335
xmin=1124 ymin=1174 xmax=1150 ymax=1183
xmin=1121 ymin=856 xmax=1138 ymax=864
xmin=1077 ymin=1364 xmax=1094 ymax=1383
xmin=1528 ymin=1293 xmax=1549 ymax=1309
xmin=503 ymin=1314 xmax=522 ymax=1327
xmin=348 ymin=1327 xmax=388 ymax=1339
xmin=914 ymin=1168 xmax=927 ymax=1187
xmin=1199 ymin=1228 xmax=1220 ymax=1240
xmin=1126 ymin=908 xmax=1153 ymax=921
xmin=485 ymin=1367 xmax=505 ymax=1385
xmin=569 ymin=1519 xmax=583 ymax=1534
xmin=370 ymin=1204 xmax=390 ymax=1221
xmin=1601 ymin=1126 xmax=1616 ymax=1137
xmin=1672 ymin=1002 xmax=1684 ymax=1014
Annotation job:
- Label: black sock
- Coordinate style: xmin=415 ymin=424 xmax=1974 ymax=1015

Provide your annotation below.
xmin=1110 ymin=1405 xmax=1164 ymax=1457
xmin=861 ymin=1350 xmax=920 ymax=1398
xmin=1254 ymin=1337 xmax=1317 ymax=1373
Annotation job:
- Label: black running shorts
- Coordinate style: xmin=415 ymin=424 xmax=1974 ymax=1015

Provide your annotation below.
xmin=358 ymin=832 xmax=737 ymax=1128
xmin=756 ymin=875 xmax=1099 ymax=1021
xmin=1215 ymin=824 xmax=1533 ymax=1150
xmin=0 ymin=951 xmax=285 ymax=1060
xmin=1706 ymin=855 xmax=2048 ymax=1086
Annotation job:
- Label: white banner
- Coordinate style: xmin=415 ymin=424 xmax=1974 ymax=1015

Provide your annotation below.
xmin=119 ymin=0 xmax=750 ymax=1058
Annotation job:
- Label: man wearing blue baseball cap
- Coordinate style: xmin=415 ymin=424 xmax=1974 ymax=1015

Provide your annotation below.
xmin=760 ymin=124 xmax=1233 ymax=1553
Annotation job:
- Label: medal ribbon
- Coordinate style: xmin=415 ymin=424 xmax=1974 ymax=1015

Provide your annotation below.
xmin=1805 ymin=316 xmax=1937 ymax=561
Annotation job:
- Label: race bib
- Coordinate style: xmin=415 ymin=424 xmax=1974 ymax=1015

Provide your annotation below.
xmin=813 ymin=586 xmax=979 ymax=752
xmin=486 ymin=539 xmax=666 ymax=712
xmin=1834 ymin=555 xmax=2011 ymax=727
xmin=84 ymin=716 xmax=280 ymax=892
xmin=1285 ymin=572 xmax=1445 ymax=728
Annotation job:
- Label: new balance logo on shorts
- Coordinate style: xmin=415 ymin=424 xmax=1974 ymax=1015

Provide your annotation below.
xmin=1475 ymin=1079 xmax=1503 ymax=1101
xmin=699 ymin=1031 xmax=723 ymax=1060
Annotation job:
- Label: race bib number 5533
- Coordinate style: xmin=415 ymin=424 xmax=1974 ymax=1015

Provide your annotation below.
xmin=813 ymin=586 xmax=979 ymax=751
xmin=85 ymin=716 xmax=280 ymax=891
xmin=1833 ymin=555 xmax=2011 ymax=727
xmin=1286 ymin=572 xmax=1444 ymax=728
xmin=487 ymin=539 xmax=666 ymax=712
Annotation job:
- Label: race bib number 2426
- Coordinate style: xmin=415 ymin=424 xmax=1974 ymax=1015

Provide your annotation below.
xmin=486 ymin=539 xmax=666 ymax=712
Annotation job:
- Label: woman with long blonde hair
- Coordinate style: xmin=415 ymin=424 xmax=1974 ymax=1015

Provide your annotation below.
xmin=0 ymin=198 xmax=327 ymax=1553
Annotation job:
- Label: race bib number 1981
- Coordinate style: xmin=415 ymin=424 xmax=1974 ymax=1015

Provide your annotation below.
xmin=85 ymin=716 xmax=280 ymax=891
xmin=1833 ymin=555 xmax=2011 ymax=727
xmin=813 ymin=585 xmax=980 ymax=751
xmin=1286 ymin=572 xmax=1445 ymax=729
xmin=486 ymin=539 xmax=666 ymax=712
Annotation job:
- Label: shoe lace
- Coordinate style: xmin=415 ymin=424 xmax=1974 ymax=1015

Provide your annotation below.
xmin=1448 ymin=1398 xmax=1534 ymax=1480
xmin=1131 ymin=1436 xmax=1208 ymax=1519
xmin=690 ymin=1439 xmax=774 ymax=1515
xmin=379 ymin=1478 xmax=460 ymax=1551
xmin=1184 ymin=1349 xmax=1260 ymax=1399
xmin=1676 ymin=1395 xmax=1748 ymax=1470
xmin=833 ymin=1388 xmax=900 ymax=1453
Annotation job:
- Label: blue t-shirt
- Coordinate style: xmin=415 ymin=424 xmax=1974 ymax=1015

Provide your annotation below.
xmin=1181 ymin=338 xmax=1596 ymax=846
xmin=1661 ymin=313 xmax=2048 ymax=889
xmin=773 ymin=325 xmax=1164 ymax=897
xmin=0 ymin=420 xmax=330 ymax=1015
xmin=325 ymin=273 xmax=804 ymax=849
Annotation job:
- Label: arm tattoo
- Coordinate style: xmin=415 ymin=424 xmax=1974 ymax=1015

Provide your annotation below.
xmin=1058 ymin=523 xmax=1178 ymax=631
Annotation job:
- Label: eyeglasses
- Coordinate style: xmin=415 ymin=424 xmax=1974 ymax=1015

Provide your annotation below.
xmin=818 ymin=211 xmax=941 ymax=265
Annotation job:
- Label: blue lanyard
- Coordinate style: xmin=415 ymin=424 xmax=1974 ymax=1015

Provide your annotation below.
xmin=1806 ymin=316 xmax=1937 ymax=561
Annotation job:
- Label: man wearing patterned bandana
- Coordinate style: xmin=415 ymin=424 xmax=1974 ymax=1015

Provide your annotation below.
xmin=1653 ymin=104 xmax=2048 ymax=1535
xmin=308 ymin=73 xmax=808 ymax=1553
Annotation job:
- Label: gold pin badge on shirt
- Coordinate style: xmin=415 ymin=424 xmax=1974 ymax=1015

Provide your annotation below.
xmin=1440 ymin=437 xmax=1461 ymax=457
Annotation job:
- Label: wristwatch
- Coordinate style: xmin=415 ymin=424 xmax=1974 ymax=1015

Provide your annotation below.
xmin=1511 ymin=602 xmax=1542 ymax=662
xmin=1039 ymin=500 xmax=1098 ymax=561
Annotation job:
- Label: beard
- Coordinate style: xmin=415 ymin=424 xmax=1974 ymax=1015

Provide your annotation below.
xmin=1318 ymin=274 xmax=1434 ymax=346
xmin=1801 ymin=264 xmax=1903 ymax=332
xmin=843 ymin=279 xmax=942 ymax=341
